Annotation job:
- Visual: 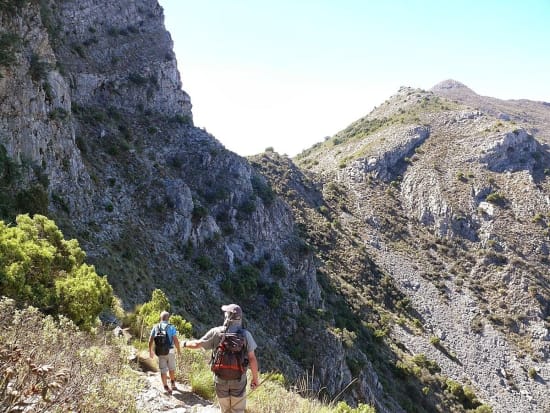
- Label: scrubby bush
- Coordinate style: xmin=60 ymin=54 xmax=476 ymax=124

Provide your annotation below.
xmin=170 ymin=314 xmax=192 ymax=337
xmin=136 ymin=289 xmax=170 ymax=331
xmin=485 ymin=191 xmax=506 ymax=206
xmin=270 ymin=261 xmax=287 ymax=278
xmin=251 ymin=175 xmax=275 ymax=206
xmin=56 ymin=264 xmax=113 ymax=330
xmin=0 ymin=214 xmax=113 ymax=330
xmin=334 ymin=401 xmax=376 ymax=413
xmin=429 ymin=336 xmax=441 ymax=346
xmin=134 ymin=288 xmax=193 ymax=340
xmin=221 ymin=264 xmax=260 ymax=299
xmin=0 ymin=32 xmax=20 ymax=70
xmin=195 ymin=255 xmax=213 ymax=270
xmin=0 ymin=298 xmax=141 ymax=412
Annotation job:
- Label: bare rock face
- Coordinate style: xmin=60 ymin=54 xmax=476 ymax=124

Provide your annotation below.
xmin=348 ymin=125 xmax=430 ymax=182
xmin=481 ymin=129 xmax=538 ymax=172
xmin=56 ymin=0 xmax=192 ymax=118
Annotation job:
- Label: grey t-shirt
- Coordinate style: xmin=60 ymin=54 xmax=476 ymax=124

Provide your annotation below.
xmin=199 ymin=324 xmax=257 ymax=354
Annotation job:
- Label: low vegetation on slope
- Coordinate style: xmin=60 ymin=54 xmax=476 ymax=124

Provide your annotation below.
xmin=250 ymin=151 xmax=494 ymax=413
xmin=288 ymin=84 xmax=549 ymax=411
xmin=0 ymin=298 xmax=141 ymax=412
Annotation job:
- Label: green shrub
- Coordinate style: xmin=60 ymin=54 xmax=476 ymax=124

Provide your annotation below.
xmin=136 ymin=289 xmax=170 ymax=334
xmin=445 ymin=378 xmax=480 ymax=409
xmin=429 ymin=336 xmax=441 ymax=346
xmin=474 ymin=405 xmax=493 ymax=413
xmin=260 ymin=281 xmax=283 ymax=308
xmin=251 ymin=175 xmax=275 ymax=206
xmin=270 ymin=261 xmax=287 ymax=278
xmin=0 ymin=0 xmax=27 ymax=15
xmin=29 ymin=53 xmax=49 ymax=81
xmin=221 ymin=265 xmax=260 ymax=299
xmin=334 ymin=401 xmax=376 ymax=413
xmin=134 ymin=289 xmax=193 ymax=341
xmin=192 ymin=204 xmax=208 ymax=221
xmin=0 ymin=214 xmax=114 ymax=330
xmin=171 ymin=114 xmax=192 ymax=125
xmin=56 ymin=264 xmax=113 ymax=331
xmin=48 ymin=107 xmax=69 ymax=120
xmin=485 ymin=191 xmax=505 ymax=206
xmin=15 ymin=184 xmax=49 ymax=216
xmin=71 ymin=43 xmax=85 ymax=58
xmin=195 ymin=255 xmax=213 ymax=270
xmin=128 ymin=72 xmax=148 ymax=85
xmin=532 ymin=213 xmax=544 ymax=224
xmin=0 ymin=31 xmax=20 ymax=70
xmin=239 ymin=197 xmax=257 ymax=215
xmin=170 ymin=314 xmax=193 ymax=337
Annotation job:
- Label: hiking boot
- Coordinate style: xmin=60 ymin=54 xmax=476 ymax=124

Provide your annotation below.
xmin=171 ymin=380 xmax=178 ymax=391
xmin=163 ymin=384 xmax=172 ymax=395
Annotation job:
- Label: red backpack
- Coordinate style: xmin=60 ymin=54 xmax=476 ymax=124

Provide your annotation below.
xmin=210 ymin=329 xmax=247 ymax=380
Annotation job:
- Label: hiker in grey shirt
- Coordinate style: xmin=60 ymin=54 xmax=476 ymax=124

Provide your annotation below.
xmin=183 ymin=304 xmax=259 ymax=413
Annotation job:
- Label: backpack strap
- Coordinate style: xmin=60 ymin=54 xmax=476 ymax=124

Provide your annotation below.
xmin=237 ymin=328 xmax=248 ymax=352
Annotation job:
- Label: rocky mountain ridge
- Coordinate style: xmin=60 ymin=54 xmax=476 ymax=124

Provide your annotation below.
xmin=295 ymin=83 xmax=549 ymax=411
xmin=1 ymin=1 xmax=548 ymax=412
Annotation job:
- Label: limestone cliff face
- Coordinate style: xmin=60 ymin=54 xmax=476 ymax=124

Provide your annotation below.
xmin=0 ymin=2 xmax=90 ymax=214
xmin=55 ymin=0 xmax=191 ymax=117
xmin=1 ymin=1 xmax=389 ymax=410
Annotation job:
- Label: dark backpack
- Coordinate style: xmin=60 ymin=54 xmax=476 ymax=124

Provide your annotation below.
xmin=153 ymin=323 xmax=171 ymax=356
xmin=210 ymin=329 xmax=247 ymax=380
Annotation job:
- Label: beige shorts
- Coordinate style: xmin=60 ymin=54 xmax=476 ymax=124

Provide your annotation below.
xmin=158 ymin=348 xmax=176 ymax=373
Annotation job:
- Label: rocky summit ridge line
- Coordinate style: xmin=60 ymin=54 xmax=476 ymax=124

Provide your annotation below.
xmin=0 ymin=1 xmax=548 ymax=412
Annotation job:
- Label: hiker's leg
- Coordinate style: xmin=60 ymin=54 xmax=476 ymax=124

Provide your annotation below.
xmin=215 ymin=379 xmax=234 ymax=413
xmin=229 ymin=394 xmax=246 ymax=413
xmin=217 ymin=396 xmax=232 ymax=413
xmin=158 ymin=355 xmax=169 ymax=386
xmin=167 ymin=352 xmax=177 ymax=383
xmin=227 ymin=375 xmax=247 ymax=413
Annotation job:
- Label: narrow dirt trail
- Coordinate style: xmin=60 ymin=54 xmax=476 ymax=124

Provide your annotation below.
xmin=133 ymin=351 xmax=220 ymax=413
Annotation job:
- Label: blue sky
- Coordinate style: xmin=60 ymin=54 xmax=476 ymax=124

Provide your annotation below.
xmin=158 ymin=0 xmax=550 ymax=157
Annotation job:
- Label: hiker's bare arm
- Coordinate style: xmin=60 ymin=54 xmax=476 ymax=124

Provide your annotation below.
xmin=173 ymin=336 xmax=181 ymax=355
xmin=182 ymin=339 xmax=206 ymax=349
xmin=248 ymin=351 xmax=259 ymax=388
xmin=148 ymin=336 xmax=154 ymax=358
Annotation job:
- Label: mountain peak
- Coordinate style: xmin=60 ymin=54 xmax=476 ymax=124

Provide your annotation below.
xmin=431 ymin=79 xmax=476 ymax=94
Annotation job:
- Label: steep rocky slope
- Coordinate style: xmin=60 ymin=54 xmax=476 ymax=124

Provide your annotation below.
xmin=296 ymin=84 xmax=549 ymax=411
xmin=1 ymin=1 xmax=548 ymax=412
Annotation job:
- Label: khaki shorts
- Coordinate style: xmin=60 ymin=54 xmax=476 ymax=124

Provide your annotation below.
xmin=215 ymin=375 xmax=247 ymax=413
xmin=158 ymin=348 xmax=176 ymax=374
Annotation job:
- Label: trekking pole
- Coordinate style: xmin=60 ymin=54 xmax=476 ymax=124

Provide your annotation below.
xmin=230 ymin=371 xmax=279 ymax=410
